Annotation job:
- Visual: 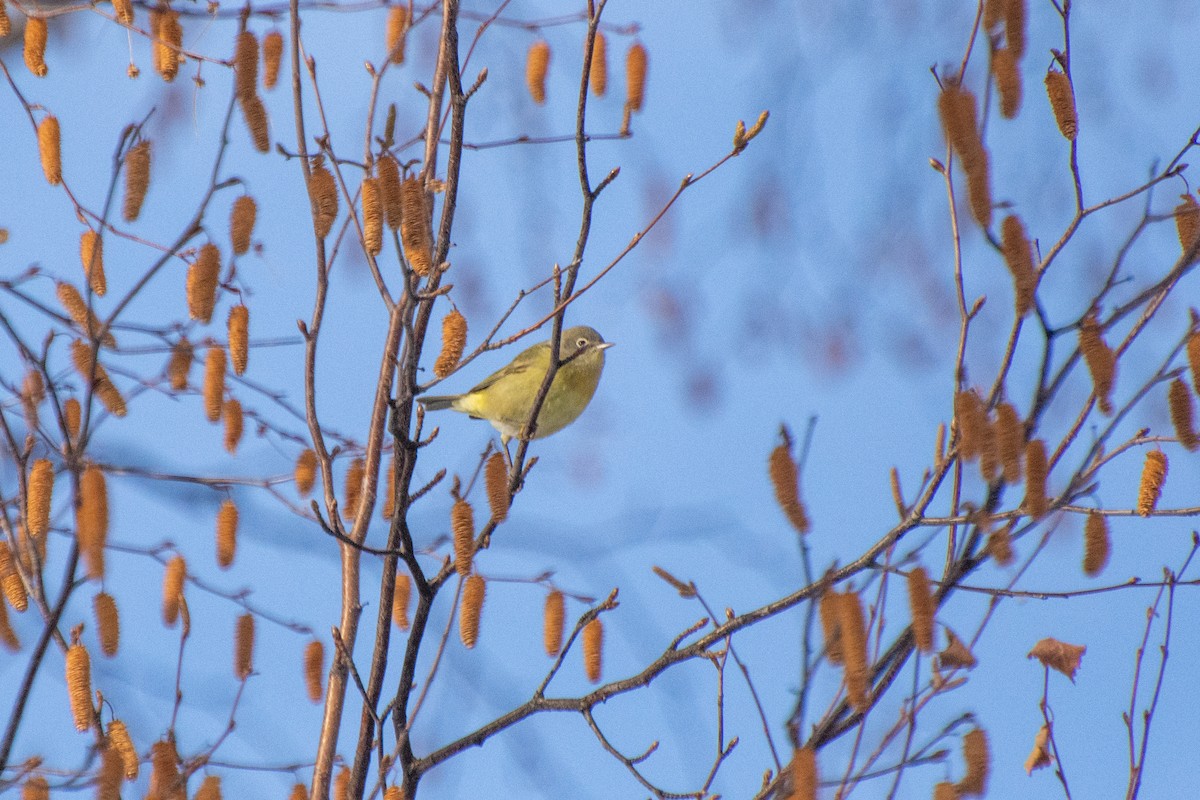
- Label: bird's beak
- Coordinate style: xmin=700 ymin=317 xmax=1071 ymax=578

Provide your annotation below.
xmin=596 ymin=342 xmax=615 ymax=351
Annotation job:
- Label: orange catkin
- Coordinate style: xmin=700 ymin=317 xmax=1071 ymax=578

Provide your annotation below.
xmin=24 ymin=16 xmax=48 ymax=77
xmin=1189 ymin=331 xmax=1200 ymax=396
xmin=23 ymin=777 xmax=49 ymax=800
xmin=107 ymin=719 xmax=139 ymax=779
xmin=1045 ymin=68 xmax=1077 ymax=140
xmin=195 ymin=775 xmax=222 ymax=800
xmin=58 ymin=283 xmax=116 ymax=349
xmin=819 ymin=591 xmax=844 ymax=664
xmin=230 ymin=195 xmax=257 ymax=255
xmin=589 ymin=31 xmax=608 ymax=96
xmin=786 ymin=747 xmax=817 ymax=800
xmin=937 ymin=81 xmax=992 ymax=227
xmin=1083 ymin=511 xmax=1110 ymax=577
xmin=459 ymin=574 xmax=485 ymax=648
xmin=0 ymin=543 xmax=27 ymax=612
xmin=525 ymin=40 xmax=550 ymax=104
xmin=582 ymin=617 xmax=603 ymax=682
xmin=0 ymin=2 xmax=10 ymax=37
xmin=1136 ymin=450 xmax=1167 ymax=517
xmin=994 ymin=402 xmax=1024 ymax=483
xmin=122 ymin=140 xmax=151 ymax=221
xmin=80 ymin=230 xmax=107 ymax=296
xmin=188 ymin=244 xmax=221 ymax=323
xmin=234 ymin=612 xmax=255 ymax=679
xmin=378 ymin=153 xmax=403 ymax=230
xmin=953 ymin=389 xmax=987 ymax=462
xmin=484 ymin=452 xmax=509 ymax=522
xmin=228 ymin=305 xmax=249 ymax=376
xmin=112 ymin=0 xmax=134 ymax=24
xmin=1169 ymin=378 xmax=1198 ymax=451
xmin=452 ymin=498 xmax=475 ymax=577
xmin=768 ymin=440 xmax=811 ymax=534
xmin=992 ymin=47 xmax=1022 ymax=119
xmin=1005 ymin=0 xmax=1027 ymax=58
xmin=0 ymin=599 xmax=19 ymax=651
xmin=240 ymin=92 xmax=270 ymax=153
xmin=163 ymin=555 xmax=186 ymax=626
xmin=837 ymin=591 xmax=870 ymax=709
xmin=982 ymin=0 xmax=1008 ymax=30
xmin=386 ymin=5 xmax=409 ymax=64
xmin=27 ymin=458 xmax=53 ymax=539
xmin=153 ymin=8 xmax=182 ymax=82
xmin=262 ymin=30 xmax=283 ymax=89
xmin=1023 ymin=438 xmax=1049 ymax=519
xmin=434 ymin=309 xmax=467 ymax=379
xmin=71 ymin=340 xmax=126 ymax=417
xmin=543 ymin=589 xmax=565 ymax=657
xmin=223 ymin=398 xmax=244 ymax=454
xmin=361 ymin=177 xmax=383 ymax=256
xmin=1173 ymin=194 xmax=1200 ymax=265
xmin=204 ymin=346 xmax=227 ymax=423
xmin=987 ymin=523 xmax=1015 ymax=566
xmin=289 ymin=784 xmax=309 ymax=800
xmin=1079 ymin=311 xmax=1116 ymax=415
xmin=233 ymin=31 xmax=258 ymax=101
xmin=625 ymin=42 xmax=648 ymax=111
xmin=381 ymin=456 xmax=395 ymax=519
xmin=958 ymin=728 xmax=990 ymax=796
xmin=907 ymin=566 xmax=936 ymax=653
xmin=216 ymin=499 xmax=238 ymax=568
xmin=1000 ymin=215 xmax=1037 ymax=316
xmin=94 ymin=591 xmax=120 ymax=656
xmin=393 ymin=572 xmax=411 ymax=631
xmin=64 ymin=397 xmax=81 ymax=441
xmin=342 ymin=457 xmax=364 ymax=521
xmin=66 ymin=642 xmax=94 ymax=730
xmin=167 ymin=337 xmax=193 ymax=391
xmin=150 ymin=739 xmax=181 ymax=799
xmin=400 ymin=177 xmax=433 ymax=275
xmin=309 ymin=157 xmax=338 ymax=238
xmin=304 ymin=639 xmax=324 ymax=702
xmin=295 ymin=449 xmax=317 ymax=497
xmin=78 ymin=465 xmax=109 ymax=580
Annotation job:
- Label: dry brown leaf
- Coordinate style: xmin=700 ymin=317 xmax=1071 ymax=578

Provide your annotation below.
xmin=938 ymin=627 xmax=977 ymax=670
xmin=1027 ymin=637 xmax=1085 ymax=681
xmin=1024 ymin=724 xmax=1053 ymax=774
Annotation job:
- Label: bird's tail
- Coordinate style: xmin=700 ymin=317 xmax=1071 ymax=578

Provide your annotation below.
xmin=418 ymin=394 xmax=458 ymax=411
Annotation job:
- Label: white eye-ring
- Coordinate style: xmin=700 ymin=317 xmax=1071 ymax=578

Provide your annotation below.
xmin=577 ymin=338 xmax=588 ymax=348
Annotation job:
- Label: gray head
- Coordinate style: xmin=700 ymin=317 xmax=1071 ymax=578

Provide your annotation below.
xmin=559 ymin=326 xmax=613 ymax=360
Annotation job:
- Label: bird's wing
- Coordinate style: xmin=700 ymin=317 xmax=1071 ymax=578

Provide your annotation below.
xmin=464 ymin=340 xmax=549 ymax=395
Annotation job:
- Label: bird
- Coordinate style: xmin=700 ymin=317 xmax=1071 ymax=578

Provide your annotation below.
xmin=419 ymin=325 xmax=612 ymax=443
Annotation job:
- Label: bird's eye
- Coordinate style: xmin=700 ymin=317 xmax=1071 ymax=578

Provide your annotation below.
xmin=577 ymin=338 xmax=588 ymax=348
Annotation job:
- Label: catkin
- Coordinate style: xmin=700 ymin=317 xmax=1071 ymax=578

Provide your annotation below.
xmin=94 ymin=591 xmax=120 ymax=656
xmin=543 ymin=590 xmax=564 ymax=657
xmin=289 ymin=784 xmax=309 ymax=800
xmin=27 ymin=458 xmax=53 ymax=539
xmin=982 ymin=0 xmax=1008 ymax=30
xmin=230 ymin=195 xmax=257 ymax=255
xmin=122 ymin=140 xmax=151 ymax=221
xmin=526 ymin=40 xmax=550 ymax=104
xmin=768 ymin=441 xmax=811 ymax=534
xmin=994 ymin=402 xmax=1024 ymax=483
xmin=310 ymin=157 xmax=338 ymax=238
xmin=459 ymin=574 xmax=485 ymax=648
xmin=953 ymin=390 xmax=986 ymax=462
xmin=589 ymin=31 xmax=607 ymax=96
xmin=204 ymin=346 xmax=226 ymax=423
xmin=958 ymin=728 xmax=990 ymax=796
xmin=24 ymin=16 xmax=48 ymax=76
xmin=234 ymin=612 xmax=255 ymax=679
xmin=0 ymin=599 xmax=18 ymax=651
xmin=71 ymin=340 xmax=126 ymax=417
xmin=80 ymin=230 xmax=107 ymax=296
xmin=386 ymin=5 xmax=409 ymax=64
xmin=98 ymin=738 xmax=125 ymax=798
xmin=37 ymin=115 xmax=60 ymax=183
xmin=819 ymin=591 xmax=844 ymax=664
xmin=295 ymin=449 xmax=317 ymax=497
xmin=992 ymin=47 xmax=1022 ymax=119
xmin=1083 ymin=511 xmax=1110 ymax=577
xmin=107 ymin=719 xmax=138 ymax=778
xmin=150 ymin=739 xmax=180 ymax=800
xmin=64 ymin=398 xmax=81 ymax=441
xmin=58 ymin=283 xmax=114 ymax=346
xmin=66 ymin=642 xmax=93 ymax=730
xmin=228 ymin=305 xmax=249 ymax=376
xmin=907 ymin=566 xmax=936 ymax=653
xmin=400 ymin=177 xmax=433 ymax=275
xmin=452 ymin=498 xmax=475 ymax=576
xmin=195 ymin=775 xmax=222 ymax=800
xmin=1005 ymin=0 xmax=1026 ymax=58
xmin=304 ymin=639 xmax=323 ymax=702
xmin=78 ymin=465 xmax=108 ymax=580
xmin=154 ymin=9 xmax=182 ymax=82
xmin=1189 ymin=332 xmax=1200 ymax=397
xmin=0 ymin=2 xmax=11 ymax=37
xmin=484 ymin=452 xmax=509 ymax=522
xmin=393 ymin=572 xmax=411 ymax=630
xmin=216 ymin=499 xmax=237 ymax=568
xmin=625 ymin=42 xmax=647 ymax=111
xmin=262 ymin=30 xmax=282 ymax=89
xmin=240 ymin=93 xmax=270 ymax=153
xmin=1023 ymin=438 xmax=1049 ymax=519
xmin=1000 ymin=214 xmax=1037 ymax=316
xmin=1079 ymin=311 xmax=1116 ymax=415
xmin=167 ymin=337 xmax=193 ymax=390
xmin=22 ymin=370 xmax=44 ymax=429
xmin=1137 ymin=450 xmax=1167 ymax=517
xmin=23 ymin=776 xmax=49 ymax=800
xmin=112 ymin=0 xmax=133 ymax=24
xmin=0 ymin=543 xmax=27 ymax=612
xmin=786 ymin=747 xmax=817 ymax=800
xmin=362 ymin=177 xmax=383 ymax=256
xmin=342 ymin=457 xmax=364 ymax=520
xmin=1045 ymin=68 xmax=1077 ymax=140
xmin=434 ymin=309 xmax=467 ymax=378
xmin=378 ymin=153 xmax=403 ymax=230
xmin=163 ymin=556 xmax=186 ymax=626
xmin=233 ymin=31 xmax=258 ymax=101
xmin=987 ymin=522 xmax=1015 ymax=566
xmin=837 ymin=591 xmax=870 ymax=709
xmin=1168 ymin=378 xmax=1198 ymax=451
xmin=381 ymin=456 xmax=395 ymax=519
xmin=937 ymin=82 xmax=992 ymax=227
xmin=188 ymin=244 xmax=221 ymax=323
xmin=1174 ymin=194 xmax=1200 ymax=265
xmin=383 ymin=788 xmax=405 ymax=800
xmin=582 ymin=617 xmax=603 ymax=682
